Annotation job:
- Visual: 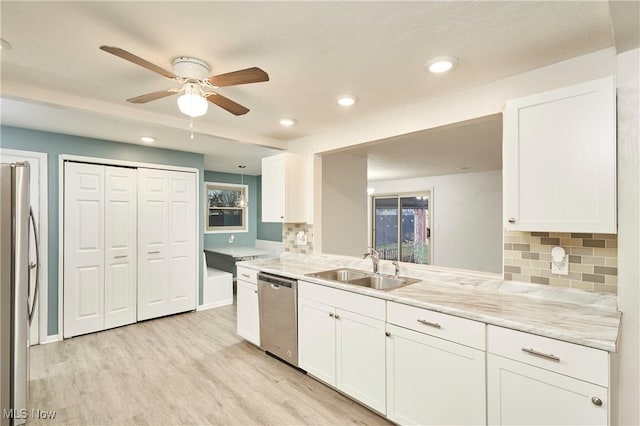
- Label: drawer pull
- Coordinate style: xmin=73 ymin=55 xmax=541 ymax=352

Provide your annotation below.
xmin=385 ymin=331 xmax=391 ymax=337
xmin=417 ymin=319 xmax=441 ymax=329
xmin=508 ymin=218 xmax=516 ymax=224
xmin=335 ymin=314 xmax=340 ymax=319
xmin=522 ymin=347 xmax=560 ymax=362
xmin=591 ymin=397 xmax=602 ymax=406
xmin=240 ymin=273 xmax=250 ymax=278
xmin=114 ymin=255 xmax=128 ymax=259
xmin=148 ymin=251 xmax=160 ymax=254
xmin=329 ymin=312 xmax=334 ymax=318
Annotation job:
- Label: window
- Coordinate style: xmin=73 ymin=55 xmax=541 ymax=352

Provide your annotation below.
xmin=205 ymin=182 xmax=248 ymax=233
xmin=372 ymin=193 xmax=431 ymax=264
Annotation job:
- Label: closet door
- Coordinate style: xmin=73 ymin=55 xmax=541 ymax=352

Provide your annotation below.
xmin=137 ymin=168 xmax=171 ymax=320
xmin=64 ymin=163 xmax=105 ymax=338
xmin=104 ymin=166 xmax=137 ymax=329
xmin=167 ymin=171 xmax=196 ymax=313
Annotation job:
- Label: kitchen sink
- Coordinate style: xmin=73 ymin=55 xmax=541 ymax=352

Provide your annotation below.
xmin=348 ymin=275 xmax=421 ymax=290
xmin=306 ymin=268 xmax=371 ymax=282
xmin=305 ymin=268 xmax=420 ymax=291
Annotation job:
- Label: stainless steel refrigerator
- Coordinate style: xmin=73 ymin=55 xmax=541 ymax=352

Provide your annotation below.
xmin=1 ymin=162 xmax=39 ymax=426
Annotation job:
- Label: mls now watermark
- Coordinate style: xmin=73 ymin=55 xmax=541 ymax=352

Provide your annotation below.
xmin=3 ymin=408 xmax=57 ymax=420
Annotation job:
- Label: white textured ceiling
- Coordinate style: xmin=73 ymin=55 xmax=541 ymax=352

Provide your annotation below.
xmin=0 ymin=1 xmax=628 ymax=176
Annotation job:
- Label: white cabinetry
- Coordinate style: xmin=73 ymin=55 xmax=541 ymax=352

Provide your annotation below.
xmin=504 ymin=76 xmax=616 ymax=232
xmin=137 ymin=168 xmax=197 ymax=320
xmin=236 ymin=266 xmax=260 ymax=346
xmin=298 ymin=281 xmax=386 ymax=414
xmin=261 ymin=153 xmax=307 ymax=223
xmin=64 ymin=163 xmax=137 ymax=338
xmin=386 ymin=302 xmax=486 ymax=425
xmin=487 ymin=325 xmax=609 ymax=425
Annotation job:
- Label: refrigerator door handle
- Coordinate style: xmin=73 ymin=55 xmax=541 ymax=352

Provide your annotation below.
xmin=28 ymin=206 xmax=39 ymax=325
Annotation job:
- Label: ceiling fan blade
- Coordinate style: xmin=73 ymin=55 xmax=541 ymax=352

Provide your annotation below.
xmin=100 ymin=45 xmax=176 ymax=79
xmin=206 ymin=93 xmax=250 ymax=116
xmin=209 ymin=67 xmax=269 ymax=87
xmin=127 ymin=89 xmax=178 ymax=104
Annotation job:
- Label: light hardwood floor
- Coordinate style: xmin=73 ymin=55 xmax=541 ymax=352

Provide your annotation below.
xmin=28 ymin=301 xmax=390 ymax=425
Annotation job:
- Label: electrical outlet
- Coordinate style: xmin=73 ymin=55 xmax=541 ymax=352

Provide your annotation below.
xmin=295 ymin=231 xmax=307 ymax=246
xmin=551 ymin=255 xmax=569 ymax=275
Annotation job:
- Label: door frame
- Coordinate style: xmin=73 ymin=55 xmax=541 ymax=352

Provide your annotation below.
xmin=0 ymin=148 xmax=49 ymax=345
xmin=58 ymin=154 xmax=200 ymax=341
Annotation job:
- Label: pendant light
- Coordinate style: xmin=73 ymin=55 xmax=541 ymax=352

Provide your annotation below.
xmin=235 ymin=165 xmax=247 ymax=208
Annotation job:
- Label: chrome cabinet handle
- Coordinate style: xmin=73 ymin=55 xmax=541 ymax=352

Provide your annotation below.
xmin=241 ymin=273 xmax=250 ymax=278
xmin=521 ymin=347 xmax=560 ymax=362
xmin=148 ymin=251 xmax=160 ymax=254
xmin=334 ymin=314 xmax=340 ymax=319
xmin=417 ymin=319 xmax=441 ymax=329
xmin=254 ymin=290 xmax=258 ymax=294
xmin=591 ymin=397 xmax=602 ymax=406
xmin=385 ymin=331 xmax=391 ymax=337
xmin=329 ymin=312 xmax=334 ymax=318
xmin=508 ymin=218 xmax=516 ymax=223
xmin=29 ymin=262 xmax=37 ymax=269
xmin=114 ymin=255 xmax=128 ymax=259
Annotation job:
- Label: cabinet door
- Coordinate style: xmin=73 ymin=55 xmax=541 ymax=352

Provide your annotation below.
xmin=487 ymin=354 xmax=608 ymax=425
xmin=504 ymin=76 xmax=616 ymax=233
xmin=236 ymin=280 xmax=260 ymax=346
xmin=336 ymin=309 xmax=386 ymax=414
xmin=297 ymin=297 xmax=336 ymax=386
xmin=386 ymin=324 xmax=486 ymax=425
xmin=261 ymin=154 xmax=285 ymax=222
xmin=137 ymin=168 xmax=171 ymax=320
xmin=104 ymin=166 xmax=137 ymax=330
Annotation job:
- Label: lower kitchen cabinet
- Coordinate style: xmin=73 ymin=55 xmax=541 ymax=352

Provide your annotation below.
xmin=298 ymin=281 xmax=386 ymax=414
xmin=487 ymin=325 xmax=609 ymax=425
xmin=236 ymin=279 xmax=260 ymax=346
xmin=386 ymin=324 xmax=486 ymax=425
xmin=487 ymin=354 xmax=608 ymax=425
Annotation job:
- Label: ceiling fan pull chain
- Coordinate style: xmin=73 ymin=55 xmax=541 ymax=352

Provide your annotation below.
xmin=189 ymin=116 xmax=195 ymax=140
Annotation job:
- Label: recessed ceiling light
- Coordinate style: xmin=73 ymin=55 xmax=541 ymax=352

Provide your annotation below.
xmin=140 ymin=136 xmax=155 ymax=143
xmin=337 ymin=95 xmax=358 ymax=107
xmin=425 ymin=56 xmax=458 ymax=74
xmin=0 ymin=39 xmax=11 ymax=50
xmin=279 ymin=118 xmax=297 ymax=127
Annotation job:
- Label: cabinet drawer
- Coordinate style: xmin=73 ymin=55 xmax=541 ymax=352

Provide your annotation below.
xmin=487 ymin=325 xmax=608 ymax=387
xmin=236 ymin=266 xmax=258 ymax=284
xmin=299 ymin=281 xmax=385 ymax=321
xmin=387 ymin=302 xmax=485 ymax=350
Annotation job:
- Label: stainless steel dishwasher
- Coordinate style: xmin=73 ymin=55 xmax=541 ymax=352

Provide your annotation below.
xmin=257 ymin=272 xmax=298 ymax=367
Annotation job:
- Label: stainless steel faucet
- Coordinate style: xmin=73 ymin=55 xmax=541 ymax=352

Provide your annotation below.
xmin=362 ymin=248 xmax=380 ymax=274
xmin=392 ymin=260 xmax=400 ymax=277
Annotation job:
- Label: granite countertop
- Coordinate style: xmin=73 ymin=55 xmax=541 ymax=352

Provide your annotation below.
xmin=238 ymin=252 xmax=621 ymax=352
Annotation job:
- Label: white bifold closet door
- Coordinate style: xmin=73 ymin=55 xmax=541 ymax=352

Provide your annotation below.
xmin=137 ymin=168 xmax=196 ymax=321
xmin=64 ymin=163 xmax=137 ymax=338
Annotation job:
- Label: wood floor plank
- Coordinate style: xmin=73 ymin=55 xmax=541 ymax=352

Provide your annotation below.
xmin=28 ymin=302 xmax=391 ymax=425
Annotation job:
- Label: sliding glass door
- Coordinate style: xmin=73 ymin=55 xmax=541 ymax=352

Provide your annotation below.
xmin=373 ymin=194 xmax=430 ymax=265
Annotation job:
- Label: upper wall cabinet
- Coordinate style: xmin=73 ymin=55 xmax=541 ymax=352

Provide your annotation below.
xmin=504 ymin=76 xmax=616 ymax=233
xmin=261 ymin=153 xmax=308 ymax=223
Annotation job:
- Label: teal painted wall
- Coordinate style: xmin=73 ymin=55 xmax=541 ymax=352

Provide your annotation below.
xmin=256 ymin=175 xmax=283 ymax=241
xmin=0 ymin=125 xmax=205 ymax=336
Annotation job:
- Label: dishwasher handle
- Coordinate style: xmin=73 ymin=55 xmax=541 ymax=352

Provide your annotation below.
xmin=258 ymin=272 xmax=297 ymax=289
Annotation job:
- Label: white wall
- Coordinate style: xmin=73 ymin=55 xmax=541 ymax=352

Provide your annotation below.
xmin=321 ymin=152 xmax=368 ymax=256
xmin=615 ymin=47 xmax=640 ymax=426
xmin=373 ymin=170 xmax=503 ymax=274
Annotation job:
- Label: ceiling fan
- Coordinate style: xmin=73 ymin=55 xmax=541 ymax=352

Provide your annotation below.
xmin=100 ymin=45 xmax=269 ymax=117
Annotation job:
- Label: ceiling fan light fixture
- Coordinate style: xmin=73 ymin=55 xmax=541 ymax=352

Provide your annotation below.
xmin=425 ymin=56 xmax=458 ymax=74
xmin=337 ymin=95 xmax=358 ymax=107
xmin=177 ymin=83 xmax=208 ymax=117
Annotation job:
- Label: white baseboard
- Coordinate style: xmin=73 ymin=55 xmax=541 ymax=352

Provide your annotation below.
xmin=39 ymin=334 xmax=62 ymax=344
xmin=197 ymin=299 xmax=233 ymax=311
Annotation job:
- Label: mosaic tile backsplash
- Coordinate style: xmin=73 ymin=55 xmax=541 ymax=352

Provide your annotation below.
xmin=504 ymin=231 xmax=618 ymax=293
xmin=283 ymin=223 xmax=314 ymax=255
